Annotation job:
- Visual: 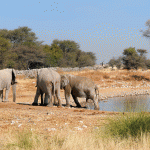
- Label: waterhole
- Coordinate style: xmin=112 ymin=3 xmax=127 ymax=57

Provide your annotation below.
xmin=87 ymin=95 xmax=150 ymax=112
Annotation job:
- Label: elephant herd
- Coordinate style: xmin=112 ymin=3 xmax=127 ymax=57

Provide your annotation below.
xmin=0 ymin=68 xmax=100 ymax=110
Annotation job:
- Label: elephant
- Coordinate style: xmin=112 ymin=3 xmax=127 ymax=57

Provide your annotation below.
xmin=32 ymin=68 xmax=62 ymax=107
xmin=0 ymin=69 xmax=17 ymax=102
xmin=60 ymin=74 xmax=100 ymax=110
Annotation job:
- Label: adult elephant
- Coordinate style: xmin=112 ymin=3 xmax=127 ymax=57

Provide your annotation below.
xmin=32 ymin=68 xmax=62 ymax=107
xmin=0 ymin=69 xmax=17 ymax=102
xmin=60 ymin=74 xmax=100 ymax=110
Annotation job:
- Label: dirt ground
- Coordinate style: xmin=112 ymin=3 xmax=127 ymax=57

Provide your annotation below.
xmin=1 ymin=69 xmax=150 ymax=135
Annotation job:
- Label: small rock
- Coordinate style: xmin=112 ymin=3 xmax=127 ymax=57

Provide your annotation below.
xmin=11 ymin=120 xmax=15 ymax=125
xmin=74 ymin=127 xmax=83 ymax=131
xmin=79 ymin=121 xmax=83 ymax=123
xmin=31 ymin=128 xmax=35 ymax=131
xmin=48 ymin=128 xmax=56 ymax=131
xmin=18 ymin=124 xmax=22 ymax=128
xmin=82 ymin=125 xmax=87 ymax=128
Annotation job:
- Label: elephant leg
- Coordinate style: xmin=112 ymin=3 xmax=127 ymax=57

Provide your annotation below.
xmin=32 ymin=87 xmax=40 ymax=105
xmin=0 ymin=90 xmax=3 ymax=102
xmin=71 ymin=93 xmax=81 ymax=108
xmin=93 ymin=98 xmax=100 ymax=110
xmin=43 ymin=94 xmax=48 ymax=106
xmin=65 ymin=92 xmax=71 ymax=107
xmin=3 ymin=89 xmax=10 ymax=102
xmin=53 ymin=95 xmax=57 ymax=106
xmin=39 ymin=89 xmax=43 ymax=106
xmin=44 ymin=93 xmax=52 ymax=107
xmin=40 ymin=92 xmax=44 ymax=106
xmin=55 ymin=89 xmax=62 ymax=107
xmin=64 ymin=86 xmax=71 ymax=107
xmin=47 ymin=93 xmax=53 ymax=107
xmin=86 ymin=98 xmax=89 ymax=102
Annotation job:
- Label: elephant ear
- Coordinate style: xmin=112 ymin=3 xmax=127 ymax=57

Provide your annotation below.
xmin=11 ymin=69 xmax=17 ymax=85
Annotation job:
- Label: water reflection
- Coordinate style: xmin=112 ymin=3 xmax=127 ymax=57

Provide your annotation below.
xmin=87 ymin=95 xmax=150 ymax=112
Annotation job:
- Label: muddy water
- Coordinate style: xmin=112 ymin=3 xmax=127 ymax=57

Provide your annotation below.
xmin=87 ymin=95 xmax=150 ymax=112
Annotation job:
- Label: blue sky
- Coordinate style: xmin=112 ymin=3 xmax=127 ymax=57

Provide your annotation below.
xmin=0 ymin=0 xmax=150 ymax=64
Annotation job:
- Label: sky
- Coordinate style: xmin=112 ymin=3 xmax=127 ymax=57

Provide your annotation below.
xmin=0 ymin=0 xmax=150 ymax=64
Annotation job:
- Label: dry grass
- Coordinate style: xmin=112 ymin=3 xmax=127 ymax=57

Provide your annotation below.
xmin=2 ymin=125 xmax=150 ymax=150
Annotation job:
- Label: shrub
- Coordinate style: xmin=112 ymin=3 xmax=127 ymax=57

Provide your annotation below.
xmin=104 ymin=112 xmax=150 ymax=139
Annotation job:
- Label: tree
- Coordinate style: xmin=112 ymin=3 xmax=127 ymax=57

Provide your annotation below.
xmin=115 ymin=57 xmax=123 ymax=69
xmin=108 ymin=58 xmax=116 ymax=68
xmin=43 ymin=44 xmax=63 ymax=67
xmin=137 ymin=49 xmax=147 ymax=69
xmin=137 ymin=49 xmax=147 ymax=56
xmin=142 ymin=20 xmax=150 ymax=38
xmin=52 ymin=39 xmax=80 ymax=54
xmin=10 ymin=45 xmax=45 ymax=70
xmin=52 ymin=39 xmax=96 ymax=67
xmin=78 ymin=52 xmax=96 ymax=67
xmin=122 ymin=47 xmax=139 ymax=70
xmin=0 ymin=37 xmax=11 ymax=68
xmin=0 ymin=27 xmax=46 ymax=69
xmin=108 ymin=57 xmax=123 ymax=69
xmin=145 ymin=59 xmax=150 ymax=69
xmin=0 ymin=27 xmax=40 ymax=47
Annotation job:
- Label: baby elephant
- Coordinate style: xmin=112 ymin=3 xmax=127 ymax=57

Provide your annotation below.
xmin=60 ymin=74 xmax=100 ymax=110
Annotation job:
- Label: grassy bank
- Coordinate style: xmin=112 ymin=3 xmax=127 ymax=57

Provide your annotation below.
xmin=1 ymin=112 xmax=150 ymax=150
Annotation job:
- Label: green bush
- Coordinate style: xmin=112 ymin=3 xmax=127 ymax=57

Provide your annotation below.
xmin=104 ymin=112 xmax=150 ymax=139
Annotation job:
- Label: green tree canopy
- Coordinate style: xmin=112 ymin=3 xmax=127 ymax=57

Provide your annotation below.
xmin=0 ymin=27 xmax=96 ymax=69
xmin=0 ymin=37 xmax=12 ymax=68
xmin=122 ymin=47 xmax=139 ymax=70
xmin=0 ymin=27 xmax=40 ymax=47
xmin=43 ymin=44 xmax=63 ymax=67
xmin=10 ymin=45 xmax=45 ymax=69
xmin=51 ymin=39 xmax=96 ymax=67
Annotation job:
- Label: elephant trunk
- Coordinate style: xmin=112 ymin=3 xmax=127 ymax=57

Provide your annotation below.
xmin=12 ymin=84 xmax=16 ymax=102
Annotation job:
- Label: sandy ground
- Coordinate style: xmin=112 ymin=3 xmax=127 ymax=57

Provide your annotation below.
xmin=1 ymin=69 xmax=150 ymax=135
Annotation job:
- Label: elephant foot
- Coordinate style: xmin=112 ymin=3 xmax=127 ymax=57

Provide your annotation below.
xmin=57 ymin=105 xmax=62 ymax=108
xmin=94 ymin=107 xmax=100 ymax=110
xmin=47 ymin=103 xmax=53 ymax=107
xmin=43 ymin=103 xmax=48 ymax=106
xmin=40 ymin=103 xmax=44 ymax=106
xmin=76 ymin=104 xmax=81 ymax=108
xmin=3 ymin=100 xmax=9 ymax=102
xmin=54 ymin=103 xmax=58 ymax=106
xmin=32 ymin=102 xmax=38 ymax=106
xmin=66 ymin=104 xmax=70 ymax=107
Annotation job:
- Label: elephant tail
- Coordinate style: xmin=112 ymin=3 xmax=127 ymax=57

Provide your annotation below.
xmin=51 ymin=81 xmax=55 ymax=97
xmin=35 ymin=70 xmax=39 ymax=87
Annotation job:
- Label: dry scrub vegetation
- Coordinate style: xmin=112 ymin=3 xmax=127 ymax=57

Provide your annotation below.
xmin=1 ymin=69 xmax=150 ymax=149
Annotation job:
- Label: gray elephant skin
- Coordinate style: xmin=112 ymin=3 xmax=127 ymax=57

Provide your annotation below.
xmin=32 ymin=68 xmax=62 ymax=107
xmin=60 ymin=74 xmax=100 ymax=110
xmin=0 ymin=69 xmax=17 ymax=102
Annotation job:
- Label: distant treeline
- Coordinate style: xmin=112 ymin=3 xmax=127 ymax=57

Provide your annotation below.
xmin=0 ymin=26 xmax=96 ymax=70
xmin=108 ymin=47 xmax=150 ymax=70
